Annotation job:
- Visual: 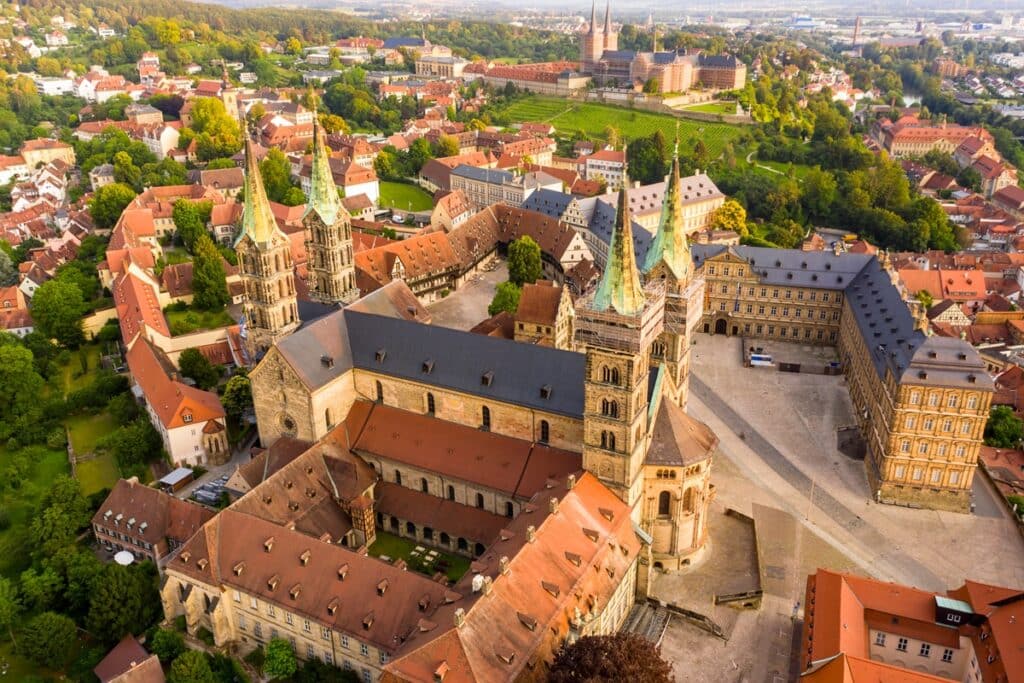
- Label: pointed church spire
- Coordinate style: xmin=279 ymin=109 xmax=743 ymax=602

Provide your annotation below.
xmin=603 ymin=0 xmax=612 ymax=35
xmin=590 ymin=0 xmax=598 ymax=34
xmin=644 ymin=124 xmax=691 ymax=281
xmin=304 ymin=111 xmax=343 ymax=227
xmin=594 ymin=148 xmax=645 ymax=316
xmin=237 ymin=136 xmax=284 ymax=247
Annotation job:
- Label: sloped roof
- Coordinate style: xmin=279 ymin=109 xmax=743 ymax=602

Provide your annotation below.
xmin=515 ymin=281 xmax=562 ymax=326
xmin=91 ymin=478 xmax=214 ymax=548
xmin=646 ymin=399 xmax=717 ymax=466
xmin=125 ymin=338 xmax=225 ymax=429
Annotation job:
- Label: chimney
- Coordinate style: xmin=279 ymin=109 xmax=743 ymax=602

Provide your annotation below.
xmin=549 ymin=497 xmax=559 ymax=514
xmin=567 ymin=474 xmax=576 ymax=489
xmin=526 ymin=525 xmax=536 ymax=542
xmin=482 ymin=576 xmax=493 ymax=595
xmin=499 ymin=556 xmax=510 ymax=575
xmin=454 ymin=608 xmax=466 ymax=628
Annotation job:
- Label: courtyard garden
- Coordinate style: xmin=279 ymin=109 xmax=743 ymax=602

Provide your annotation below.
xmin=368 ymin=531 xmax=471 ymax=583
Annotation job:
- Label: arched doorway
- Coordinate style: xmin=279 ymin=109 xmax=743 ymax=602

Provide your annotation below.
xmin=731 ymin=325 xmax=739 ymax=336
xmin=714 ymin=318 xmax=727 ymax=335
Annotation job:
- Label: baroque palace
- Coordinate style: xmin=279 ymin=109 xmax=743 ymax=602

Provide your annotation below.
xmin=161 ymin=129 xmax=718 ymax=680
xmin=692 ymin=245 xmax=993 ymax=512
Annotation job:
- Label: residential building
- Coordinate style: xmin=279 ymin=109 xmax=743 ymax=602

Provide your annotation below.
xmin=513 ymin=280 xmax=575 ymax=350
xmin=800 ymin=569 xmax=1023 ymax=683
xmin=19 ymin=138 xmax=75 ymax=167
xmin=92 ymin=477 xmax=215 ymax=565
xmin=582 ymin=149 xmax=626 ymax=190
xmin=94 ymin=636 xmax=164 ymax=683
xmin=414 ymin=55 xmax=469 ymax=79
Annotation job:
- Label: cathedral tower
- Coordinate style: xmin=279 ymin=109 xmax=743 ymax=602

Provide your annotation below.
xmin=602 ymin=1 xmax=618 ymax=52
xmin=580 ymin=0 xmax=605 ymax=74
xmin=576 ymin=157 xmax=665 ymax=512
xmin=643 ymin=133 xmax=705 ymax=407
xmin=236 ymin=137 xmax=300 ymax=358
xmin=303 ymin=114 xmax=358 ymax=305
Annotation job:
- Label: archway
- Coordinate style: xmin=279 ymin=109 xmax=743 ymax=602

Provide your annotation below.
xmin=714 ymin=318 xmax=727 ymax=335
xmin=731 ymin=325 xmax=739 ymax=336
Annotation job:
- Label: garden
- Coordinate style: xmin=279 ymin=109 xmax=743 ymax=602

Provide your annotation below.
xmin=378 ymin=181 xmax=434 ymax=212
xmin=368 ymin=532 xmax=471 ymax=584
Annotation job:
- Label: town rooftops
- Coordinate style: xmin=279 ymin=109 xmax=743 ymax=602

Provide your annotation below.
xmin=92 ymin=478 xmax=214 ymax=549
xmin=125 ymin=338 xmax=226 ymax=429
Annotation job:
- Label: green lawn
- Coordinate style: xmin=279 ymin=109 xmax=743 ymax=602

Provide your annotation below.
xmin=67 ymin=412 xmax=122 ymax=496
xmin=0 ymin=446 xmax=69 ymax=578
xmin=76 ymin=454 xmax=120 ymax=496
xmin=53 ymin=344 xmax=103 ymax=398
xmin=496 ymin=95 xmax=744 ymax=156
xmin=378 ymin=181 xmax=434 ymax=212
xmin=682 ymin=101 xmax=737 ymax=115
xmin=0 ymin=641 xmax=56 ymax=681
xmin=165 ymin=306 xmax=235 ymax=336
xmin=369 ymin=532 xmax=471 ymax=583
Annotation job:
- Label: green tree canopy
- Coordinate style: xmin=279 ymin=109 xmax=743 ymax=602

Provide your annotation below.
xmin=625 ymin=131 xmax=668 ymax=185
xmin=488 ymin=281 xmax=521 ymax=316
xmin=31 ymin=278 xmax=86 ymax=348
xmin=0 ymin=577 xmax=22 ymax=646
xmin=264 ymin=637 xmax=299 ymax=680
xmin=87 ymin=563 xmax=161 ymax=645
xmin=150 ymin=628 xmax=186 ymax=664
xmin=222 ymin=374 xmax=253 ymax=420
xmin=191 ymin=234 xmax=230 ymax=311
xmin=507 ymin=235 xmax=542 ymax=286
xmin=709 ymin=199 xmax=747 ymax=234
xmin=168 ymin=650 xmax=217 ymax=683
xmin=19 ymin=611 xmax=78 ymax=670
xmin=179 ymin=347 xmax=220 ymax=390
xmin=88 ymin=182 xmax=137 ymax=230
xmin=984 ymin=405 xmax=1024 ymax=449
xmin=172 ymin=199 xmax=207 ymax=253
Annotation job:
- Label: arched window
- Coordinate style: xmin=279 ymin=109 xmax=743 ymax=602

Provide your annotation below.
xmin=539 ymin=420 xmax=550 ymax=444
xmin=457 ymin=537 xmax=468 ymax=551
xmin=440 ymin=532 xmax=450 ymax=545
xmin=475 ymin=493 xmax=484 ymax=509
xmin=601 ymin=366 xmax=621 ymax=385
xmin=601 ymin=399 xmax=619 ymax=418
xmin=420 ymin=478 xmax=428 ymax=493
xmin=652 ymin=340 xmax=666 ymax=357
xmin=394 ymin=470 xmax=402 ymax=485
xmin=481 ymin=406 xmax=491 ymax=430
xmin=658 ymin=491 xmax=671 ymax=517
xmin=426 ymin=392 xmax=435 ymax=416
xmin=447 ymin=485 xmax=455 ymax=501
xmin=375 ymin=381 xmax=383 ymax=403
xmin=683 ymin=488 xmax=695 ymax=512
xmin=600 ymin=431 xmax=616 ymax=451
xmin=505 ymin=501 xmax=514 ymax=518
xmin=406 ymin=521 xmax=416 ymax=535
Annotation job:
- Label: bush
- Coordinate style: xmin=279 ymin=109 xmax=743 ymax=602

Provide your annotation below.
xmin=150 ymin=628 xmax=186 ymax=663
xmin=196 ymin=626 xmax=215 ymax=646
xmin=19 ymin=611 xmax=78 ymax=670
xmin=0 ymin=508 xmax=10 ymax=530
xmin=173 ymin=615 xmax=187 ymax=632
xmin=243 ymin=646 xmax=265 ymax=672
xmin=46 ymin=428 xmax=67 ymax=450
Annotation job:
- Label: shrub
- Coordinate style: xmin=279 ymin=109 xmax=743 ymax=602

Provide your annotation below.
xmin=47 ymin=428 xmax=67 ymax=450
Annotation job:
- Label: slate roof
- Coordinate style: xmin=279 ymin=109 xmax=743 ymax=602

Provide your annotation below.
xmin=346 ymin=310 xmax=586 ymax=417
xmin=691 ymin=245 xmax=872 ymax=290
xmin=451 ymin=164 xmax=514 ymax=185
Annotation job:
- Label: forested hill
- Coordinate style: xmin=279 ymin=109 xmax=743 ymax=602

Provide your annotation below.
xmin=19 ymin=0 xmax=577 ymax=61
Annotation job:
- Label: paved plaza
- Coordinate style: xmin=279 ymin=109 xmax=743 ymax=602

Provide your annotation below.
xmin=651 ymin=333 xmax=1024 ymax=682
xmin=426 ymin=261 xmax=508 ymax=330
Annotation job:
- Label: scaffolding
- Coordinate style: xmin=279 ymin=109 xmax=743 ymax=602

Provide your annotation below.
xmin=575 ymin=279 xmax=666 ymax=354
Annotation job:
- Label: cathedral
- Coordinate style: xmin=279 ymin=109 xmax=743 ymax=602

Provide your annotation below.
xmin=580 ymin=1 xmax=747 ymax=93
xmin=201 ymin=136 xmax=718 ymax=678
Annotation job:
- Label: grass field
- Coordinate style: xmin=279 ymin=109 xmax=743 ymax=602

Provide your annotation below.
xmin=682 ymin=101 xmax=737 ymax=114
xmin=378 ymin=181 xmax=433 ymax=212
xmin=369 ymin=532 xmax=471 ymax=583
xmin=53 ymin=344 xmax=102 ymax=398
xmin=68 ymin=412 xmax=121 ymax=495
xmin=0 ymin=446 xmax=69 ymax=578
xmin=166 ymin=306 xmax=235 ymax=336
xmin=496 ymin=96 xmax=744 ymax=156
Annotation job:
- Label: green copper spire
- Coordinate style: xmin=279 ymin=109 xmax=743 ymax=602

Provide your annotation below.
xmin=304 ymin=112 xmax=343 ymax=227
xmin=236 ymin=137 xmax=285 ymax=247
xmin=593 ymin=150 xmax=645 ymax=316
xmin=643 ymin=128 xmax=691 ymax=281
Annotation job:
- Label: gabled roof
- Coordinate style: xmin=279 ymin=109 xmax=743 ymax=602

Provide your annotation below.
xmin=515 ymin=281 xmax=562 ymax=327
xmin=125 ymin=338 xmax=225 ymax=429
xmin=91 ymin=478 xmax=214 ymax=548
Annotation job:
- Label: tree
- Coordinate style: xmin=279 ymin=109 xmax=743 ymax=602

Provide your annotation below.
xmin=642 ymin=77 xmax=660 ymax=94
xmin=222 ymin=375 xmax=253 ymax=420
xmin=916 ymin=290 xmax=934 ymax=310
xmin=61 ymin=549 xmax=103 ymax=617
xmin=19 ymin=611 xmax=77 ymax=670
xmin=264 ymin=637 xmax=298 ymax=680
xmin=88 ymin=182 xmax=137 ymax=229
xmin=488 ymin=281 xmax=521 ymax=316
xmin=548 ymin=633 xmax=672 ymax=683
xmin=507 ymin=235 xmax=542 ymax=286
xmin=188 ymin=98 xmax=243 ymax=161
xmin=0 ymin=343 xmax=44 ymax=424
xmin=191 ymin=234 xmax=230 ymax=311
xmin=626 ymin=133 xmax=667 ymax=185
xmin=0 ymin=578 xmax=21 ymax=646
xmin=179 ymin=348 xmax=220 ymax=390
xmin=984 ymin=405 xmax=1024 ymax=449
xmin=87 ymin=563 xmax=160 ymax=645
xmin=168 ymin=650 xmax=217 ymax=683
xmin=19 ymin=566 xmax=63 ymax=611
xmin=172 ymin=200 xmax=207 ymax=253
xmin=0 ymin=249 xmax=16 ymax=286
xmin=150 ymin=628 xmax=186 ymax=664
xmin=710 ymin=199 xmax=747 ymax=234
xmin=98 ymin=418 xmax=163 ymax=472
xmin=260 ymin=148 xmax=296 ymax=204
xmin=31 ymin=278 xmax=86 ymax=348
xmin=433 ymin=134 xmax=459 ymax=158
xmin=603 ymin=125 xmax=620 ymax=148
xmin=319 ymin=113 xmax=349 ymax=135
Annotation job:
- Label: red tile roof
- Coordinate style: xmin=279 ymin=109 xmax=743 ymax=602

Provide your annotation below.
xmin=125 ymin=338 xmax=225 ymax=429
